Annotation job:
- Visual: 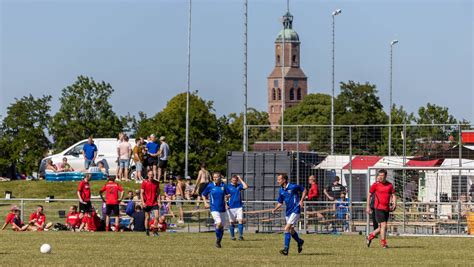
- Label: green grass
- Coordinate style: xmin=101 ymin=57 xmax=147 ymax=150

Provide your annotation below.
xmin=0 ymin=232 xmax=473 ymax=265
xmin=0 ymin=180 xmax=142 ymax=199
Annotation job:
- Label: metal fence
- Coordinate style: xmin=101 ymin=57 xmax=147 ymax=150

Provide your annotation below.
xmin=1 ymin=198 xmax=472 ymax=236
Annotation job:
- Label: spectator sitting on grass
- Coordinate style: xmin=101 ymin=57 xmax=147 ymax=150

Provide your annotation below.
xmin=184 ymin=176 xmax=195 ymax=201
xmin=87 ymin=162 xmax=100 ymax=173
xmin=149 ymin=215 xmax=167 ymax=232
xmin=133 ymin=189 xmax=141 ymax=204
xmin=97 ymin=161 xmax=108 ymax=176
xmin=27 ymin=205 xmax=53 ymax=231
xmin=128 ymin=205 xmax=146 ymax=232
xmin=66 ymin=205 xmax=81 ymax=231
xmin=2 ymin=205 xmax=18 ymax=230
xmin=11 ymin=209 xmax=27 ymax=231
xmin=79 ymin=209 xmax=101 ymax=232
xmin=164 ymin=177 xmax=176 ymax=201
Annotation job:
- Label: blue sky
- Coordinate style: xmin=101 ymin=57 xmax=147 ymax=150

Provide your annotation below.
xmin=1 ymin=0 xmax=472 ymax=122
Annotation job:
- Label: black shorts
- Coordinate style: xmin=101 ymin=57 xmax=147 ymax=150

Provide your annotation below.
xmin=106 ymin=204 xmax=120 ymax=216
xmin=147 ymin=156 xmax=158 ymax=166
xmin=79 ymin=201 xmax=92 ymax=213
xmin=143 ymin=205 xmax=159 ymax=213
xmin=158 ymin=160 xmax=168 ymax=169
xmin=375 ymin=209 xmax=390 ymax=223
xmin=197 ymin=183 xmax=209 ymax=195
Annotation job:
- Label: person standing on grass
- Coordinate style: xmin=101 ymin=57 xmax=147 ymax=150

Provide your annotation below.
xmin=116 ymin=132 xmax=124 ymax=180
xmin=146 ymin=134 xmax=159 ymax=181
xmin=141 ymin=170 xmax=161 ymax=236
xmin=366 ymin=169 xmax=396 ymax=249
xmin=133 ymin=137 xmax=145 ymax=183
xmin=202 ymin=172 xmax=230 ymax=248
xmin=118 ymin=135 xmax=132 ymax=181
xmin=157 ymin=136 xmax=170 ymax=182
xmin=82 ymin=136 xmax=97 ymax=170
xmin=226 ymin=175 xmax=248 ymax=241
xmin=324 ymin=176 xmax=345 ymax=201
xmin=194 ymin=163 xmax=211 ymax=209
xmin=272 ymin=174 xmax=307 ymax=256
xmin=99 ymin=176 xmax=124 ymax=232
xmin=78 ymin=174 xmax=92 ymax=215
xmin=175 ymin=175 xmax=186 ymax=224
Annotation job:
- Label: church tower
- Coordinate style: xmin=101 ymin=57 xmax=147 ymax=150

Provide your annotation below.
xmin=267 ymin=11 xmax=308 ymax=127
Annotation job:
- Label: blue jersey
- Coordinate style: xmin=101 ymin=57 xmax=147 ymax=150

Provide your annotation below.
xmin=146 ymin=142 xmax=159 ymax=154
xmin=336 ymin=197 xmax=349 ymax=217
xmin=277 ymin=183 xmax=305 ymax=217
xmin=227 ymin=183 xmax=244 ymax=209
xmin=82 ymin=143 xmax=97 ymax=160
xmin=202 ymin=182 xmax=230 ymax=212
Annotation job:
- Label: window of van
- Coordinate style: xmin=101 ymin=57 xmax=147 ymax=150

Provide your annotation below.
xmin=66 ymin=141 xmax=87 ymax=155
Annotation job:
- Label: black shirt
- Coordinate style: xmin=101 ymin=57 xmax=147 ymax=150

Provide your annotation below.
xmin=131 ymin=211 xmax=145 ymax=232
xmin=326 ymin=183 xmax=346 ymax=199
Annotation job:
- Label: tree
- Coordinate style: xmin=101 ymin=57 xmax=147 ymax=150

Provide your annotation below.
xmin=284 ymin=93 xmax=331 ymax=152
xmin=1 ymin=95 xmax=52 ymax=175
xmin=136 ymin=92 xmax=220 ymax=176
xmin=382 ymin=104 xmax=416 ymax=156
xmin=50 ymin=76 xmax=123 ymax=151
xmin=411 ymin=103 xmax=459 ymax=156
xmin=335 ymin=81 xmax=387 ymax=155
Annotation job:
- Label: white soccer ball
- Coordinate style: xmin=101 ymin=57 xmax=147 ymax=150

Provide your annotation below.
xmin=40 ymin=244 xmax=51 ymax=254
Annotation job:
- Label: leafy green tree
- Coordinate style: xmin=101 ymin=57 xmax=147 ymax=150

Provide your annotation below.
xmin=1 ymin=95 xmax=52 ymax=175
xmin=136 ymin=92 xmax=220 ymax=176
xmin=335 ymin=81 xmax=387 ymax=155
xmin=50 ymin=76 xmax=123 ymax=151
xmin=284 ymin=93 xmax=331 ymax=151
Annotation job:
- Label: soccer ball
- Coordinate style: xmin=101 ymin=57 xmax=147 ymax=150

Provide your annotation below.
xmin=40 ymin=244 xmax=51 ymax=254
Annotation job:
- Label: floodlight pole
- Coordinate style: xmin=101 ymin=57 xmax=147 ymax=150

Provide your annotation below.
xmin=185 ymin=0 xmax=192 ymax=177
xmin=243 ymin=0 xmax=248 ymax=153
xmin=331 ymin=9 xmax=341 ymax=155
xmin=388 ymin=40 xmax=398 ymax=157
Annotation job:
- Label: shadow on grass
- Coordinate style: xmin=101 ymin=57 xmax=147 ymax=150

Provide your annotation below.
xmin=301 ymin=253 xmax=333 ymax=256
xmin=388 ymin=246 xmax=426 ymax=249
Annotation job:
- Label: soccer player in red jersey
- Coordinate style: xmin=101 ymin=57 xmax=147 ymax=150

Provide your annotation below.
xmin=366 ymin=169 xmax=396 ymax=248
xmin=1 ymin=206 xmax=18 ymax=230
xmin=99 ymin=176 xmax=124 ymax=232
xmin=141 ymin=170 xmax=161 ymax=236
xmin=77 ymin=174 xmax=92 ymax=215
xmin=66 ymin=205 xmax=81 ymax=231
xmin=28 ymin=205 xmax=52 ymax=231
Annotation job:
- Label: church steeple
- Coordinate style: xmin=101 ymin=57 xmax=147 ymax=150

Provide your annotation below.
xmin=267 ymin=6 xmax=308 ymax=127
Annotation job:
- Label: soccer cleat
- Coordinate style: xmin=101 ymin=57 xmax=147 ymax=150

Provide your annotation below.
xmin=279 ymin=248 xmax=289 ymax=256
xmin=216 ymin=240 xmax=222 ymax=248
xmin=238 ymin=236 xmax=244 ymax=241
xmin=381 ymin=240 xmax=388 ymax=248
xmin=146 ymin=229 xmax=150 ymax=236
xmin=153 ymin=232 xmax=159 ymax=237
xmin=231 ymin=237 xmax=236 ymax=241
xmin=297 ymin=239 xmax=304 ymax=253
xmin=366 ymin=236 xmax=372 ymax=248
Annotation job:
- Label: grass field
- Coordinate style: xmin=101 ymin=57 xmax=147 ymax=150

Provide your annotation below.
xmin=0 ymin=232 xmax=473 ymax=266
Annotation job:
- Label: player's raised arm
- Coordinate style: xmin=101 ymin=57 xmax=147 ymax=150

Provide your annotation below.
xmin=238 ymin=175 xmax=249 ymax=190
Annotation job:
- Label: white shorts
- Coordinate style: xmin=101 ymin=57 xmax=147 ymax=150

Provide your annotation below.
xmin=226 ymin=207 xmax=243 ymax=223
xmin=285 ymin=213 xmax=300 ymax=226
xmin=211 ymin=211 xmax=226 ymax=226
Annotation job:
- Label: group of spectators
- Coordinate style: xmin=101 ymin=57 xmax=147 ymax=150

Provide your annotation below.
xmin=1 ymin=205 xmax=53 ymax=232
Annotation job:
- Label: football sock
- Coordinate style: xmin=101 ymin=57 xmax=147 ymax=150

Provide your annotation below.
xmin=238 ymin=224 xmax=244 ymax=237
xmin=219 ymin=228 xmax=224 ymax=240
xmin=229 ymin=224 xmax=235 ymax=238
xmin=284 ymin=232 xmax=291 ymax=249
xmin=215 ymin=228 xmax=221 ymax=240
xmin=291 ymin=231 xmax=301 ymax=243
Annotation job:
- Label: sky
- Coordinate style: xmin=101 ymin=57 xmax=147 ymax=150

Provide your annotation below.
xmin=1 ymin=0 xmax=473 ymax=122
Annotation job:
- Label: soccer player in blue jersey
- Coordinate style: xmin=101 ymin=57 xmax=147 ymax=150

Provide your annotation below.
xmin=226 ymin=175 xmax=248 ymax=241
xmin=202 ymin=172 xmax=230 ymax=248
xmin=272 ymin=174 xmax=307 ymax=256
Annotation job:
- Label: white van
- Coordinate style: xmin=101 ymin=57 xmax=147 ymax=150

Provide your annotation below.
xmin=39 ymin=138 xmax=136 ymax=177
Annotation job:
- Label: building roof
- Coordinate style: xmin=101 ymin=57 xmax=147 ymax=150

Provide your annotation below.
xmin=251 ymin=141 xmax=311 ymax=152
xmin=268 ymin=67 xmax=307 ymax=79
xmin=406 ymin=159 xmax=444 ymax=167
xmin=275 ymin=11 xmax=300 ymax=43
xmin=343 ymin=156 xmax=383 ymax=170
xmin=313 ymin=155 xmax=354 ymax=169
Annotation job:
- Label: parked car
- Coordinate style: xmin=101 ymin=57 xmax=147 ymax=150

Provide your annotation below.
xmin=39 ymin=138 xmax=136 ymax=178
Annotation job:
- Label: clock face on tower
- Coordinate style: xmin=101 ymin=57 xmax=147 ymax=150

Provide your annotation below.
xmin=268 ymin=11 xmax=308 ymax=127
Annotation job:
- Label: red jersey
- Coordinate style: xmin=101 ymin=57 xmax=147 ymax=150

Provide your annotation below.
xmin=308 ymin=183 xmax=319 ymax=200
xmin=149 ymin=219 xmax=167 ymax=232
xmin=82 ymin=212 xmax=100 ymax=231
xmin=141 ymin=179 xmax=160 ymax=207
xmin=66 ymin=212 xmax=81 ymax=227
xmin=78 ymin=180 xmax=91 ymax=202
xmin=369 ymin=181 xmax=395 ymax=211
xmin=29 ymin=212 xmax=46 ymax=226
xmin=100 ymin=181 xmax=124 ymax=205
xmin=5 ymin=212 xmax=15 ymax=225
